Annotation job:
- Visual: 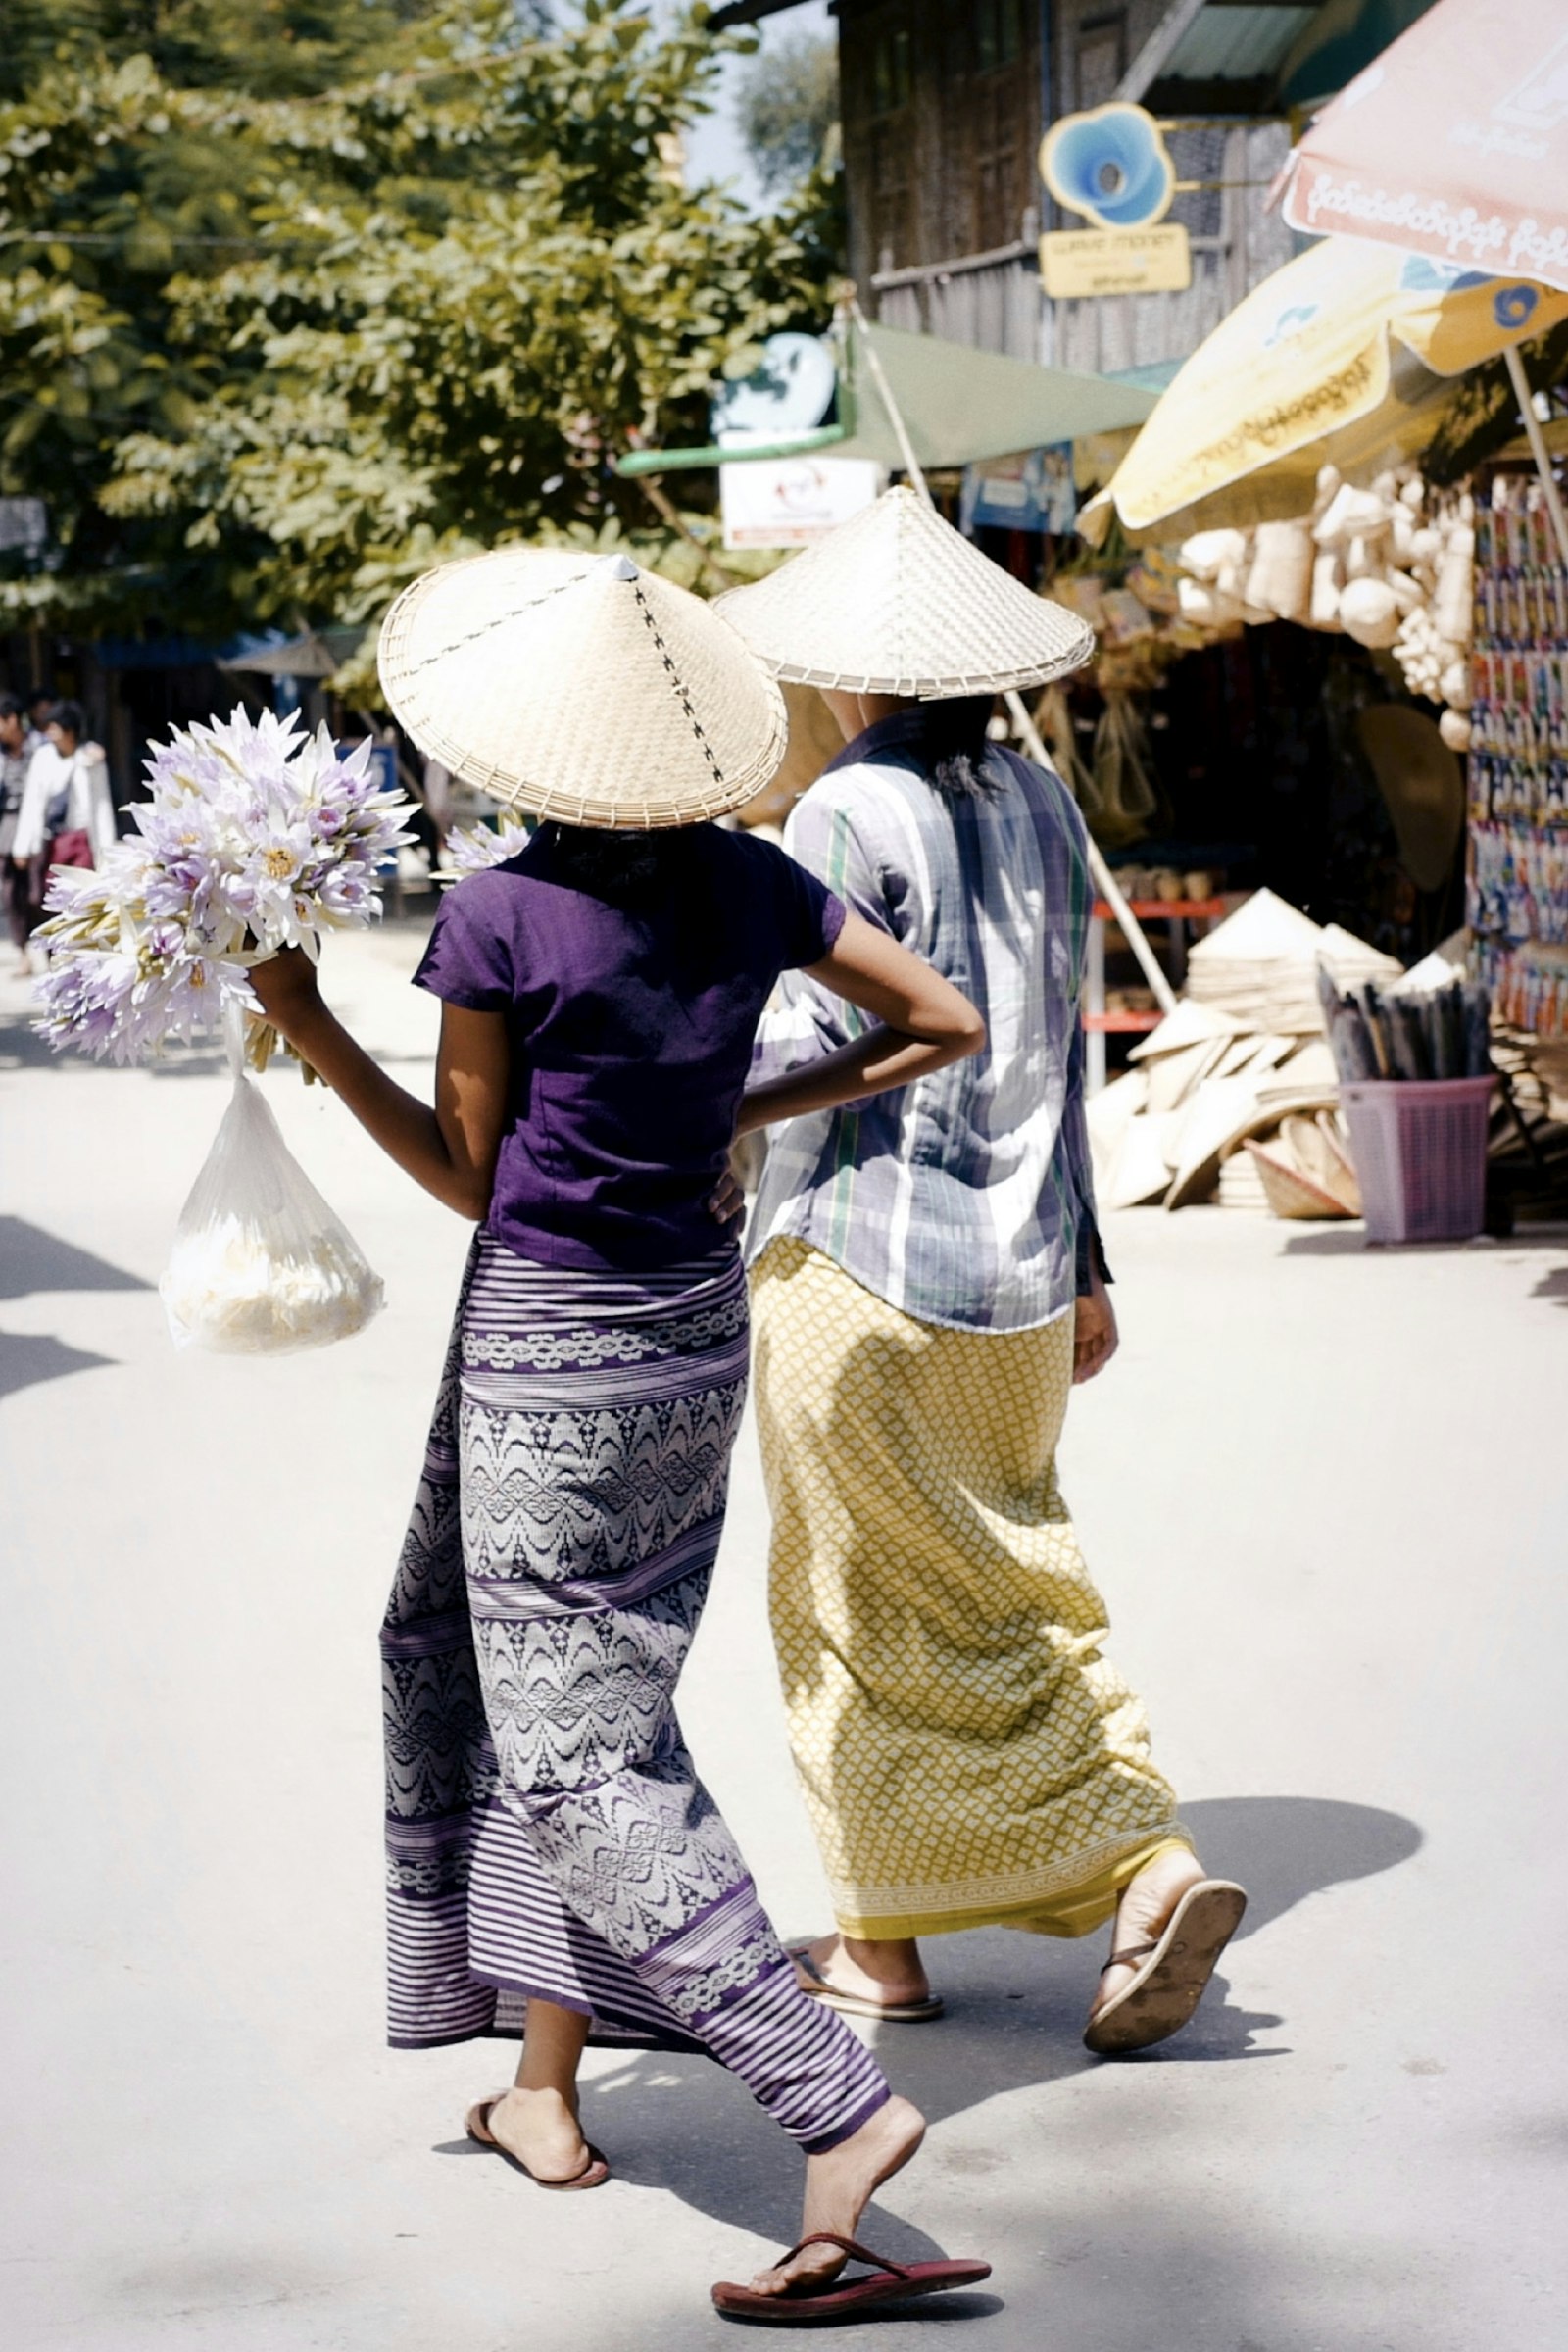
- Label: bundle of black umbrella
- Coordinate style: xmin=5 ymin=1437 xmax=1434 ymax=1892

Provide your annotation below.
xmin=1315 ymin=964 xmax=1493 ymax=1085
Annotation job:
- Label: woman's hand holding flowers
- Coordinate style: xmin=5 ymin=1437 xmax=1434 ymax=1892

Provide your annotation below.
xmin=249 ymin=946 xmax=323 ymax=1042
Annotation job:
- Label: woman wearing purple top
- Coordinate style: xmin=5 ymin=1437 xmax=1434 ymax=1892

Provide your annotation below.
xmin=251 ymin=552 xmax=989 ymax=2322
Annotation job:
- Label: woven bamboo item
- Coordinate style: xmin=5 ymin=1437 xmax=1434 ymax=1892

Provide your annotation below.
xmin=378 ymin=549 xmax=787 ymax=829
xmin=716 ymin=485 xmax=1095 ymax=697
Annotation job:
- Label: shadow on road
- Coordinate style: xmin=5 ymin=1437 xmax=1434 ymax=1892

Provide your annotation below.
xmin=1180 ymin=1793 xmax=1422 ymax=1939
xmin=0 ymin=1329 xmax=118 ymax=1398
xmin=431 ymin=1793 xmax=1419 ymax=2334
xmin=1283 ymin=1226 xmax=1568 ymax=1265
xmin=0 ymin=1215 xmax=151 ymax=1301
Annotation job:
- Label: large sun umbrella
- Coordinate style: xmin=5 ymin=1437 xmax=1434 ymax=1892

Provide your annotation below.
xmin=1278 ymin=0 xmax=1568 ymax=294
xmin=1081 ymin=231 xmax=1568 ymax=543
xmin=1277 ymin=0 xmax=1568 ymax=558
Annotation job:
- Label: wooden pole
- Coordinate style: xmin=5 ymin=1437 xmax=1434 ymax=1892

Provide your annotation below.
xmin=1003 ymin=688 xmax=1178 ymax=1014
xmin=1503 ymin=344 xmax=1568 ymax=568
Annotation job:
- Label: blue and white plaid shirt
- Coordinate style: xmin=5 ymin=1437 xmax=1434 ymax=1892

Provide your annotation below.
xmin=746 ymin=711 xmax=1102 ymax=1335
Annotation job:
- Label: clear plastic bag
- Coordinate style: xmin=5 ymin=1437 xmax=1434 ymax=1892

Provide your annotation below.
xmin=160 ymin=1012 xmax=385 ymax=1355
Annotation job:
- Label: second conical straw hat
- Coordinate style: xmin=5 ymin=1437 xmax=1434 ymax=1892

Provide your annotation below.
xmin=716 ymin=483 xmax=1094 ymax=697
xmin=378 ymin=548 xmax=787 ymax=829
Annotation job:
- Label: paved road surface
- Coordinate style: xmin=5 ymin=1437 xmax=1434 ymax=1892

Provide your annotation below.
xmin=2 ymin=925 xmax=1564 ymax=2351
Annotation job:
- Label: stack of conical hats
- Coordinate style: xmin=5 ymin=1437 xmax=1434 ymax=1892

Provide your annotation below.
xmin=1087 ymin=893 xmax=1400 ymax=1215
xmin=1185 ymin=890 xmax=1401 ymax=1033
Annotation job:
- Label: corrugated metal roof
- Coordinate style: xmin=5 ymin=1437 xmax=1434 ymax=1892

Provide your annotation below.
xmin=1163 ymin=6 xmax=1319 ymax=86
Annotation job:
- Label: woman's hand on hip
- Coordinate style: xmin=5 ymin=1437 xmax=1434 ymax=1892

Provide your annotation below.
xmin=709 ymin=1163 xmax=747 ymax=1239
xmin=1072 ymin=1271 xmax=1118 ymax=1385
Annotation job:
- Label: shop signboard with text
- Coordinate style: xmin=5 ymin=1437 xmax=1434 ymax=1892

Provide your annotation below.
xmin=1039 ymin=102 xmax=1191 ymax=299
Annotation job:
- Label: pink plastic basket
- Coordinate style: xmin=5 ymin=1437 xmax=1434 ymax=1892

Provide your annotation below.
xmin=1340 ymin=1076 xmax=1494 ymax=1245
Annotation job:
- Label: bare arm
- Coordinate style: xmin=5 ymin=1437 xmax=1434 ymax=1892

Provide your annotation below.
xmin=248 ymin=947 xmax=507 ymax=1219
xmin=736 ymin=908 xmax=984 ymax=1137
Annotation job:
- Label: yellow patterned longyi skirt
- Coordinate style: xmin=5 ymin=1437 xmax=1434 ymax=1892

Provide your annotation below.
xmin=751 ymin=1238 xmax=1189 ymax=1941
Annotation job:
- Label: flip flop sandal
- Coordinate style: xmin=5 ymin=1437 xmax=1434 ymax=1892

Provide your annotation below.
xmin=786 ymin=1943 xmax=945 ymax=2024
xmin=465 ymin=2096 xmax=611 ymax=2190
xmin=1082 ymin=1878 xmax=1248 ymax=2056
xmin=711 ymin=2231 xmax=991 ymax=2324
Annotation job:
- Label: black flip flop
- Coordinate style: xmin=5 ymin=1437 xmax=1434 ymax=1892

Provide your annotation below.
xmin=711 ymin=2230 xmax=991 ymax=2324
xmin=465 ymin=2096 xmax=611 ymax=2190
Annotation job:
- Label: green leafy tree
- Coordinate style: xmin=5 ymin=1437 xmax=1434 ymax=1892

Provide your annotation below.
xmin=736 ymin=26 xmax=839 ymax=195
xmin=0 ymin=1 xmax=838 ymax=637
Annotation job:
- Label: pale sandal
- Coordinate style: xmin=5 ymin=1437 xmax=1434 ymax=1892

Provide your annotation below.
xmin=788 ymin=1942 xmax=945 ymax=2023
xmin=1083 ymin=1879 xmax=1248 ymax=2055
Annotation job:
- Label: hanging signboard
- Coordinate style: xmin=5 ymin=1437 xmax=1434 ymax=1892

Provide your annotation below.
xmin=720 ymin=455 xmax=881 ymax=550
xmin=959 ymin=445 xmax=1077 ymax=535
xmin=1040 ymin=224 xmax=1191 ymax=298
xmin=1038 ymin=101 xmax=1192 ymax=297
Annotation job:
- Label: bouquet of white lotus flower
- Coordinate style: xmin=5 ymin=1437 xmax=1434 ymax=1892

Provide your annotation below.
xmin=440 ymin=816 xmax=533 ymax=880
xmin=33 ymin=709 xmax=409 ymax=1355
xmin=34 ymin=708 xmax=413 ymax=1066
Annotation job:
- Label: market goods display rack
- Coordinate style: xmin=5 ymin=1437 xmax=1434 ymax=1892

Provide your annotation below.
xmin=1467 ymin=472 xmax=1568 ymax=1041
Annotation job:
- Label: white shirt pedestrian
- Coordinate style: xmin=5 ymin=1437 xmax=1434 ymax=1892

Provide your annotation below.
xmin=13 ymin=737 xmax=117 ymax=863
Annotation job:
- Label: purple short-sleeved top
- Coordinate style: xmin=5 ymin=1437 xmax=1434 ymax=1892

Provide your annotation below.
xmin=415 ymin=823 xmax=847 ymax=1270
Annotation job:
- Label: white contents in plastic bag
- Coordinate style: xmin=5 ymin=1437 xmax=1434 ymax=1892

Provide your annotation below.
xmin=161 ymin=1047 xmax=384 ymax=1355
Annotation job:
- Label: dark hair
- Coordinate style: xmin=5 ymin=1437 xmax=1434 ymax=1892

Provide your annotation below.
xmin=0 ymin=693 xmax=23 ymax=723
xmin=48 ymin=697 xmax=86 ymax=740
xmin=546 ymin=821 xmax=680 ymax=909
xmin=919 ymin=695 xmax=999 ymax=799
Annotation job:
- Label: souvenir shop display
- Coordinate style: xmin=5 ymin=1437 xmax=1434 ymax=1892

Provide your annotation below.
xmin=1086 ymin=890 xmax=1396 ymax=1217
xmin=1315 ymin=963 xmax=1493 ymax=1084
xmin=1466 ymin=474 xmax=1568 ymax=1039
xmin=1174 ymin=466 xmax=1476 ymax=715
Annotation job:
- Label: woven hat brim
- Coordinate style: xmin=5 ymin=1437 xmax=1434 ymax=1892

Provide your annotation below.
xmin=379 ymin=550 xmax=788 ymax=830
xmin=717 ymin=484 xmax=1096 ymax=699
xmin=764 ymin=649 xmax=1095 ymax=697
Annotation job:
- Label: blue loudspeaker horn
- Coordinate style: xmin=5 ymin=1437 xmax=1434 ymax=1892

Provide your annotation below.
xmin=1039 ymin=102 xmax=1176 ymax=232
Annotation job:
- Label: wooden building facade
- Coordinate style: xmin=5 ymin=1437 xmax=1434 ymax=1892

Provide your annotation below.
xmin=715 ymin=2 xmax=1436 ymax=374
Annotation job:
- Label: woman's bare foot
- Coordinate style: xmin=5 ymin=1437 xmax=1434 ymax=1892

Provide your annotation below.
xmin=793 ymin=1933 xmax=932 ymax=2010
xmin=1097 ymin=1845 xmax=1209 ymax=2007
xmin=744 ymin=2095 xmax=927 ymax=2298
xmin=479 ymin=2084 xmax=595 ymax=2184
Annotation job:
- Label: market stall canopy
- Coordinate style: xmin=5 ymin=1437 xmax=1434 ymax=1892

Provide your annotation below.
xmin=219 ymin=626 xmax=363 ymax=680
xmin=1081 ymin=232 xmax=1568 ymax=542
xmin=1278 ymin=0 xmax=1568 ymax=293
xmin=833 ymin=322 xmax=1159 ymax=469
xmin=616 ymin=317 xmax=1158 ymax=479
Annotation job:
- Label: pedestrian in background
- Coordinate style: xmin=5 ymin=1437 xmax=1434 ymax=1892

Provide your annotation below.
xmin=12 ymin=699 xmax=117 ymax=880
xmin=0 ymin=692 xmax=44 ymax=973
xmin=721 ymin=489 xmax=1248 ymax=2057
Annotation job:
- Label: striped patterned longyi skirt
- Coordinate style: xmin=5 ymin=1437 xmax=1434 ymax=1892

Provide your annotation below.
xmin=380 ymin=1232 xmax=887 ymax=2154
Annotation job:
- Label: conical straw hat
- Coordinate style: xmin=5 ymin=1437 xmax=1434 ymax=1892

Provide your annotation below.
xmin=1186 ymin=887 xmax=1323 ymax=968
xmin=378 ymin=548 xmax=787 ymax=829
xmin=716 ymin=484 xmax=1094 ymax=697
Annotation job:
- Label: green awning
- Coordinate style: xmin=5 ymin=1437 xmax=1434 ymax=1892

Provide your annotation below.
xmin=832 ymin=320 xmax=1159 ymax=468
xmin=616 ymin=317 xmax=1158 ymax=479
